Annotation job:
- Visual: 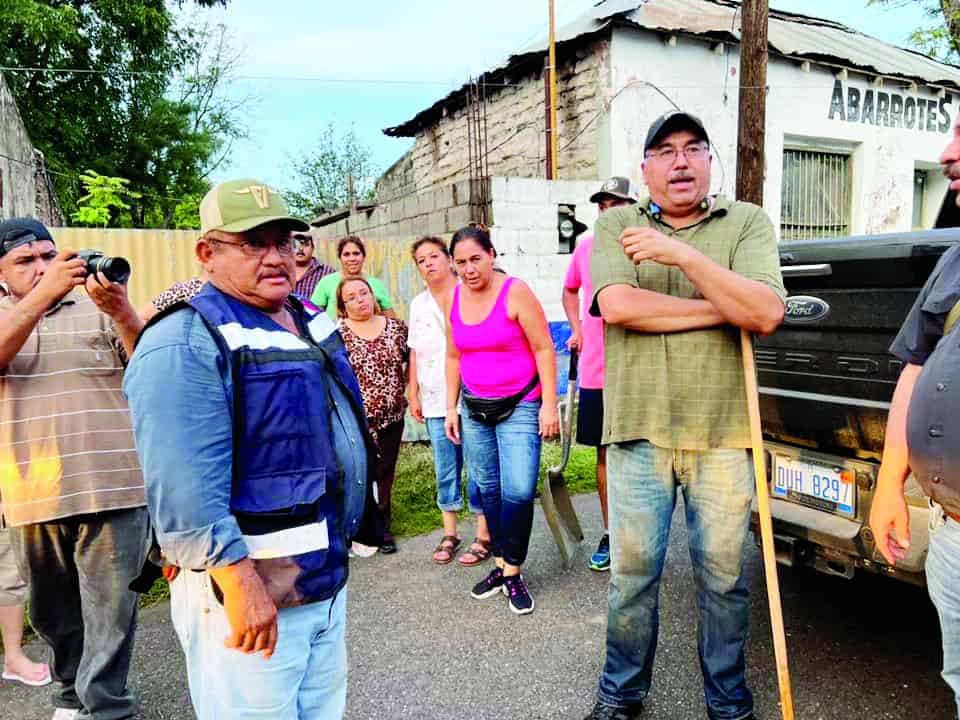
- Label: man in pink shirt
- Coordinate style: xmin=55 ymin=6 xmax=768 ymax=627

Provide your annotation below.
xmin=562 ymin=176 xmax=641 ymax=571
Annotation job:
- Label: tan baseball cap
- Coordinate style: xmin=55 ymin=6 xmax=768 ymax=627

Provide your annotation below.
xmin=199 ymin=179 xmax=309 ymax=236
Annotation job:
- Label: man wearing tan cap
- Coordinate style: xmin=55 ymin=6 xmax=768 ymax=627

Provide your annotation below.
xmin=125 ymin=179 xmax=378 ymax=719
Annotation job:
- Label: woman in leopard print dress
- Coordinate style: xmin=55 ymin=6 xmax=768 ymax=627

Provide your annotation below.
xmin=337 ymin=276 xmax=408 ymax=555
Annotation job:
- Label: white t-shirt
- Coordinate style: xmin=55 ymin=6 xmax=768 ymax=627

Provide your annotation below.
xmin=407 ymin=289 xmax=449 ymax=418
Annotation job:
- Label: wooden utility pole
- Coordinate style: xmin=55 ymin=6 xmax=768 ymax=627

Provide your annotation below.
xmin=736 ymin=0 xmax=768 ymax=204
xmin=545 ymin=0 xmax=559 ymax=179
xmin=736 ymin=3 xmax=796 ymax=720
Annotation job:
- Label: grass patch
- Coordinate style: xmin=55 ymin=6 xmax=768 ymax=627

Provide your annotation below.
xmin=136 ymin=440 xmax=599 ymax=608
xmin=391 ymin=439 xmax=598 ymax=537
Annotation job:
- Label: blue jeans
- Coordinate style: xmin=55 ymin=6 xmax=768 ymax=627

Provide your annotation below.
xmin=170 ymin=569 xmax=347 ymax=719
xmin=927 ymin=503 xmax=960 ymax=718
xmin=598 ymin=441 xmax=754 ymax=720
xmin=460 ymin=401 xmax=542 ymax=566
xmin=426 ymin=417 xmax=482 ymax=514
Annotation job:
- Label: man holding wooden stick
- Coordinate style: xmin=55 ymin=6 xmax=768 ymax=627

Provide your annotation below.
xmin=583 ymin=111 xmax=785 ymax=720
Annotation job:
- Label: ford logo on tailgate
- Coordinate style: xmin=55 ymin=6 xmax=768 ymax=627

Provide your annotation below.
xmin=784 ymin=295 xmax=830 ymax=324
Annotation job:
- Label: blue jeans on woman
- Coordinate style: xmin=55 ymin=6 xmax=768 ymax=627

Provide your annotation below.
xmin=927 ymin=503 xmax=960 ymax=718
xmin=425 ymin=417 xmax=482 ymax=514
xmin=598 ymin=440 xmax=755 ymax=720
xmin=460 ymin=401 xmax=542 ymax=566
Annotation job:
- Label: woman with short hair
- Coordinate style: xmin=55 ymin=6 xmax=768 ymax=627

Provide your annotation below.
xmin=444 ymin=226 xmax=559 ymax=615
xmin=407 ymin=236 xmax=490 ymax=566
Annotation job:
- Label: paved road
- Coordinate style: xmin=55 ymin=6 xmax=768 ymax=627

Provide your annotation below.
xmin=0 ymin=495 xmax=953 ymax=720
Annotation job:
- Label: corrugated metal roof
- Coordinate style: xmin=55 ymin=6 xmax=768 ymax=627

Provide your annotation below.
xmin=626 ymin=0 xmax=960 ymax=87
xmin=384 ymin=0 xmax=960 ymax=138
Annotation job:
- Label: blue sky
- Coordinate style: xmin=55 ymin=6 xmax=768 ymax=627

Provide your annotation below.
xmin=204 ymin=0 xmax=934 ymax=190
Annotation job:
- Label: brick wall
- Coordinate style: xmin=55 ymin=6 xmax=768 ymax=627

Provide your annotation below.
xmin=375 ymin=38 xmax=610 ymax=201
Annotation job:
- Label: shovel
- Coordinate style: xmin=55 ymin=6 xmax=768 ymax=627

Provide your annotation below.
xmin=543 ymin=348 xmax=585 ymax=568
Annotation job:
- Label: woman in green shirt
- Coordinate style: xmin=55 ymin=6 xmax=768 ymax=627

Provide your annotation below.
xmin=311 ymin=236 xmax=396 ymax=319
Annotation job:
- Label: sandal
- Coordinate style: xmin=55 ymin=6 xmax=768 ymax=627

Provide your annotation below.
xmin=432 ymin=535 xmax=461 ymax=565
xmin=457 ymin=538 xmax=492 ymax=566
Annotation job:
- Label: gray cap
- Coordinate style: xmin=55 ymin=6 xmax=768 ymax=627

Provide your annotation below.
xmin=589 ymin=176 xmax=642 ymax=204
xmin=644 ymin=111 xmax=710 ymax=151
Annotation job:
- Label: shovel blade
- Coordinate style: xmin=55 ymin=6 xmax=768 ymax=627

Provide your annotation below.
xmin=541 ymin=480 xmax=574 ymax=568
xmin=542 ymin=469 xmax=583 ymax=568
xmin=549 ymin=472 xmax=584 ymax=541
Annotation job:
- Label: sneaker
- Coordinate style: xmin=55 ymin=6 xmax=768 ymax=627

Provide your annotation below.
xmin=582 ymin=701 xmax=643 ymax=720
xmin=379 ymin=537 xmax=397 ymax=554
xmin=351 ymin=541 xmax=378 ymax=558
xmin=470 ymin=567 xmax=505 ymax=599
xmin=52 ymin=710 xmax=80 ymax=720
xmin=589 ymin=533 xmax=611 ymax=572
xmin=503 ymin=573 xmax=535 ymax=615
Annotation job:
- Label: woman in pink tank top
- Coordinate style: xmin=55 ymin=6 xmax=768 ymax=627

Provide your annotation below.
xmin=443 ymin=225 xmax=558 ymax=616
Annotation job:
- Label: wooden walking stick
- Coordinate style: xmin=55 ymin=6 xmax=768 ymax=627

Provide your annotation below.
xmin=740 ymin=329 xmax=795 ymax=720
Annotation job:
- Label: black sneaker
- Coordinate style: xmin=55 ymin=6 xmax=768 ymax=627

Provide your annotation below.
xmin=503 ymin=573 xmax=535 ymax=615
xmin=379 ymin=537 xmax=397 ymax=554
xmin=583 ymin=701 xmax=643 ymax=720
xmin=470 ymin=567 xmax=505 ymax=599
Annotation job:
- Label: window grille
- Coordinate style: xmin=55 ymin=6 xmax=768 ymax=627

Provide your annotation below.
xmin=780 ymin=149 xmax=851 ymax=240
xmin=912 ymin=169 xmax=927 ymax=230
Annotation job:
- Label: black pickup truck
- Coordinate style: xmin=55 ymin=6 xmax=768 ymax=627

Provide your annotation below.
xmin=754 ymin=225 xmax=960 ymax=586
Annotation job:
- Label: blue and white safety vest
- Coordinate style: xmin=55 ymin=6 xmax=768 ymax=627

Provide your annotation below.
xmin=187 ymin=283 xmax=369 ymax=606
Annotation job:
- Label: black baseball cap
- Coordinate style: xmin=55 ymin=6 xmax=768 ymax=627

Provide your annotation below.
xmin=644 ymin=112 xmax=710 ymax=152
xmin=0 ymin=218 xmax=54 ymax=258
xmin=589 ymin=176 xmax=642 ymax=204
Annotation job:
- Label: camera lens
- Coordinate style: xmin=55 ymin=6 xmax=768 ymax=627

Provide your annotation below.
xmin=97 ymin=257 xmax=131 ymax=284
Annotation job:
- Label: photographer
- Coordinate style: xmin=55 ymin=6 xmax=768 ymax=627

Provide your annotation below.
xmin=0 ymin=218 xmax=148 ymax=720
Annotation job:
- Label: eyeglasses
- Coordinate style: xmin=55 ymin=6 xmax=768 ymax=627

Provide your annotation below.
xmin=212 ymin=234 xmax=295 ymax=257
xmin=644 ymin=143 xmax=709 ymax=164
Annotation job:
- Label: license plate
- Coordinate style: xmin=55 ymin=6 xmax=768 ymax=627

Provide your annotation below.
xmin=772 ymin=456 xmax=856 ymax=517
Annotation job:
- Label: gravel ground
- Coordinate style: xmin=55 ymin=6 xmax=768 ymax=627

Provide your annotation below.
xmin=0 ymin=494 xmax=953 ymax=720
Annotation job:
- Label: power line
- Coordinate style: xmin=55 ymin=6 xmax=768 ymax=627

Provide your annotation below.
xmin=0 ymin=65 xmax=524 ymax=88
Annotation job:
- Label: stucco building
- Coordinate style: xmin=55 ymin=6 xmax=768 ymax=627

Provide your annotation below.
xmin=314 ymin=0 xmax=960 ymax=322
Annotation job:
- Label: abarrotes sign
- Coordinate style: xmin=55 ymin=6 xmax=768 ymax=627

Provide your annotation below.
xmin=828 ymin=79 xmax=952 ymax=134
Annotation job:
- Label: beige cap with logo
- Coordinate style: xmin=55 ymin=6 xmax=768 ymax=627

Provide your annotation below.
xmin=199 ymin=179 xmax=310 ymax=236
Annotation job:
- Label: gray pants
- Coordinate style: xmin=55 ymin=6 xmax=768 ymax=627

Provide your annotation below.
xmin=10 ymin=507 xmax=150 ymax=720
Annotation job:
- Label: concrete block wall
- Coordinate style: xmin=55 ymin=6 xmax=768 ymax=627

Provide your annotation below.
xmin=0 ymin=75 xmax=37 ymax=220
xmin=313 ymin=178 xmax=484 ymax=246
xmin=375 ymin=38 xmax=610 ymax=200
xmin=490 ymin=177 xmax=603 ymax=322
xmin=312 ymin=175 xmax=604 ymax=325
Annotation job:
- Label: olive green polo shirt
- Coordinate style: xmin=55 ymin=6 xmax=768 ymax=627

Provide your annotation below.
xmin=590 ymin=196 xmax=785 ymax=449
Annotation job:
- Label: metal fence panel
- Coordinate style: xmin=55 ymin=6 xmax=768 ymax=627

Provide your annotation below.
xmin=50 ymin=227 xmax=200 ymax=309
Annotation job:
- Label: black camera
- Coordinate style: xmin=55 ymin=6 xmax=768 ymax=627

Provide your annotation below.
xmin=77 ymin=250 xmax=131 ymax=284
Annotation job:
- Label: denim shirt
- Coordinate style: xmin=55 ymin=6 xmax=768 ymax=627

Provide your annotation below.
xmin=123 ymin=306 xmax=367 ymax=570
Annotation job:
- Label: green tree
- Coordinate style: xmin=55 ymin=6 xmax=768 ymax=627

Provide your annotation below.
xmin=0 ymin=1 xmax=240 ymax=227
xmin=284 ymin=123 xmax=379 ymax=219
xmin=870 ymin=0 xmax=960 ymax=61
xmin=70 ymin=171 xmax=141 ymax=227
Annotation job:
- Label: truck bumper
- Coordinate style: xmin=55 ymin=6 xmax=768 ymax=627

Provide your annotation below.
xmin=750 ymin=496 xmax=930 ymax=587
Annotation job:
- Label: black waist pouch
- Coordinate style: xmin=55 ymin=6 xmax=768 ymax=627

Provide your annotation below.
xmin=461 ymin=375 xmax=539 ymax=426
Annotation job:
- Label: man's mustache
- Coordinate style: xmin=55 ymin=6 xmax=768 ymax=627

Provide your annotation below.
xmin=669 ymin=173 xmax=695 ymax=183
xmin=943 ymin=161 xmax=960 ymax=180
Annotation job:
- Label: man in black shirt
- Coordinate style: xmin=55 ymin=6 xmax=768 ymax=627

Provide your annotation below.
xmin=872 ymin=116 xmax=960 ymax=717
